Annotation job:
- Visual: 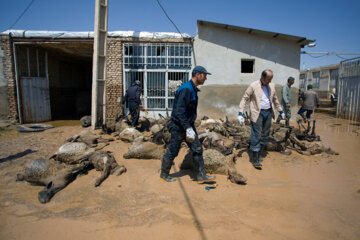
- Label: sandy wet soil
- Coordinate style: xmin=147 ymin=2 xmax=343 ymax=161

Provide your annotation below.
xmin=0 ymin=113 xmax=359 ymax=240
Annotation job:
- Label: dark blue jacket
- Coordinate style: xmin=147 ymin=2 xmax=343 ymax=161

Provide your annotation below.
xmin=122 ymin=85 xmax=142 ymax=105
xmin=171 ymin=80 xmax=199 ymax=130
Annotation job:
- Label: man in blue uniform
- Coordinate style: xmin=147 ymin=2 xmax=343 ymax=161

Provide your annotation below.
xmin=122 ymin=80 xmax=142 ymax=127
xmin=160 ymin=66 xmax=215 ymax=183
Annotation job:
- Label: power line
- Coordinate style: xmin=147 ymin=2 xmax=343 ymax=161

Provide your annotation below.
xmin=155 ymin=0 xmax=184 ymax=38
xmin=302 ymin=51 xmax=360 ymax=60
xmin=9 ymin=0 xmax=36 ymax=29
xmin=308 ymin=54 xmax=328 ymax=58
xmin=335 ymin=54 xmax=351 ymax=60
xmin=302 ymin=51 xmax=360 ymax=55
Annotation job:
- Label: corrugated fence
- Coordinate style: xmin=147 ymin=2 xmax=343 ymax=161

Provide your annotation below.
xmin=337 ymin=57 xmax=360 ymax=122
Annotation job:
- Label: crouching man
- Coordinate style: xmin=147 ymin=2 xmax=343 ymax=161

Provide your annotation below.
xmin=238 ymin=69 xmax=285 ymax=169
xmin=160 ymin=66 xmax=215 ymax=183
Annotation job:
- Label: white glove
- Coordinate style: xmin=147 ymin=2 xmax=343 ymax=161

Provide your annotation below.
xmin=238 ymin=114 xmax=245 ymax=125
xmin=186 ymin=128 xmax=196 ymax=143
xmin=280 ymin=112 xmax=286 ymax=120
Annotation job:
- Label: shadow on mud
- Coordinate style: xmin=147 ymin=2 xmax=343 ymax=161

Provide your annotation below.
xmin=172 ymin=166 xmax=208 ymax=240
xmin=0 ymin=149 xmax=37 ymax=163
xmin=170 ymin=169 xmax=197 ymax=180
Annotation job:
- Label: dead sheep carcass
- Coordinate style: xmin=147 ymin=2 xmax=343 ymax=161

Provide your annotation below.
xmin=288 ymin=136 xmax=339 ymax=156
xmin=123 ymin=137 xmax=165 ymax=160
xmin=51 ymin=142 xmax=127 ymax=187
xmin=197 ymin=118 xmax=229 ymax=138
xmin=151 ymin=120 xmax=171 ymax=146
xmin=198 ymin=130 xmax=235 ymax=155
xmin=119 ymin=128 xmax=143 ymax=142
xmin=80 ymin=115 xmax=91 ymax=128
xmin=16 ymin=158 xmax=88 ymax=204
xmin=276 ymin=120 xmax=339 ymax=156
xmin=50 ymin=142 xmax=95 ymax=164
xmin=85 ymin=151 xmax=127 ymax=187
xmin=67 ymin=130 xmax=113 ymax=147
xmin=180 ymin=149 xmax=247 ymax=184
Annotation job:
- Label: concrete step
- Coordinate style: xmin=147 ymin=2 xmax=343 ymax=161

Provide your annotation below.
xmin=319 ymin=99 xmax=336 ymax=108
xmin=315 ymin=107 xmax=336 ymax=115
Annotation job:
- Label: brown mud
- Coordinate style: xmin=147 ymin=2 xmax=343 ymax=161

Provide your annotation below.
xmin=0 ymin=113 xmax=359 ymax=240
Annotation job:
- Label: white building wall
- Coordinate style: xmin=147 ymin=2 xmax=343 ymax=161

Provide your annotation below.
xmin=193 ymin=25 xmax=300 ymax=87
xmin=193 ymin=24 xmax=301 ymax=120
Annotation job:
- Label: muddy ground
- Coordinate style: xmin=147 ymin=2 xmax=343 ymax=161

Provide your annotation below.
xmin=0 ymin=113 xmax=359 ymax=240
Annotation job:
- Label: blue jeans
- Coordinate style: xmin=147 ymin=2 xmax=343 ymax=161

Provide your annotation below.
xmin=161 ymin=125 xmax=204 ymax=175
xmin=250 ymin=109 xmax=272 ymax=152
xmin=297 ymin=108 xmax=313 ymax=119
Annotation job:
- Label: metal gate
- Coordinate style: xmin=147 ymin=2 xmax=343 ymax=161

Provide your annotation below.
xmin=20 ymin=77 xmax=51 ymax=123
xmin=337 ymin=57 xmax=360 ymax=122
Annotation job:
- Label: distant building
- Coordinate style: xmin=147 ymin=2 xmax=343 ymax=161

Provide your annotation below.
xmin=299 ymin=64 xmax=339 ymax=99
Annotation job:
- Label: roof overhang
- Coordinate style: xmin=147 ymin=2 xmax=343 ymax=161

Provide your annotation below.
xmin=197 ymin=20 xmax=315 ymax=48
xmin=1 ymin=30 xmax=191 ymax=40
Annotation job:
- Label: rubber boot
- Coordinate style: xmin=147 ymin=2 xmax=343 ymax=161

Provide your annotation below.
xmin=259 ymin=145 xmax=265 ymax=162
xmin=194 ymin=155 xmax=215 ymax=183
xmin=252 ymin=151 xmax=262 ymax=169
xmin=160 ymin=172 xmax=176 ymax=182
xmin=196 ymin=169 xmax=216 ymax=183
xmin=285 ymin=119 xmax=290 ymax=127
xmin=160 ymin=157 xmax=176 ymax=182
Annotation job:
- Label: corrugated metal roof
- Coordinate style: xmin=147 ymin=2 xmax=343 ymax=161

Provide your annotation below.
xmin=197 ymin=20 xmax=315 ymax=47
xmin=0 ymin=30 xmax=191 ymax=39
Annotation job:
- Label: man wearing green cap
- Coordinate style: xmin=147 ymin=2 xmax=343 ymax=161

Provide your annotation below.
xmin=297 ymin=84 xmax=319 ymax=122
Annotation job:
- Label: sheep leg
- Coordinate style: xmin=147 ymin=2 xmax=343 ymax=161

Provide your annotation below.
xmin=113 ymin=165 xmax=127 ymax=176
xmin=287 ymin=146 xmax=308 ymax=155
xmin=94 ymin=164 xmax=111 ymax=187
xmin=289 ymin=135 xmax=307 ymax=151
xmin=94 ymin=142 xmax=109 ymax=151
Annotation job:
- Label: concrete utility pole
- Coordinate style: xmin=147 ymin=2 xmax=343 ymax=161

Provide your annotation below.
xmin=91 ymin=0 xmax=108 ymax=129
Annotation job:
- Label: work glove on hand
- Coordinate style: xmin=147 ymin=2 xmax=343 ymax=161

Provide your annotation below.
xmin=186 ymin=127 xmax=196 ymax=143
xmin=238 ymin=112 xmax=245 ymax=125
xmin=280 ymin=111 xmax=286 ymax=120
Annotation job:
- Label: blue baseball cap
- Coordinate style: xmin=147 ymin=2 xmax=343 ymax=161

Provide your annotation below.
xmin=192 ymin=66 xmax=211 ymax=75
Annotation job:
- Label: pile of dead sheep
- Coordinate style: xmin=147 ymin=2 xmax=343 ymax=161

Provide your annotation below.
xmin=16 ymin=130 xmax=126 ymax=204
xmin=108 ymin=114 xmax=337 ymax=158
xmin=103 ymin=114 xmax=338 ymax=184
xmin=17 ymin=114 xmax=338 ymax=204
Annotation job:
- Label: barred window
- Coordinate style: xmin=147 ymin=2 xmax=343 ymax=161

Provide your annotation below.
xmin=300 ymin=73 xmax=306 ymax=88
xmin=123 ymin=43 xmax=192 ymax=110
xmin=313 ymin=71 xmax=320 ymax=88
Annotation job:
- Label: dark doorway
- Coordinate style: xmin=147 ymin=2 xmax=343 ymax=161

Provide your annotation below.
xmin=45 ymin=42 xmax=93 ymax=120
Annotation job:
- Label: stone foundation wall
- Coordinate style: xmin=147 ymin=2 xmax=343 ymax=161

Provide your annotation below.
xmin=105 ymin=38 xmax=123 ymax=121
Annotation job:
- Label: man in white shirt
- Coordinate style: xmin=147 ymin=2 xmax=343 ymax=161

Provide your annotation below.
xmin=238 ymin=69 xmax=285 ymax=169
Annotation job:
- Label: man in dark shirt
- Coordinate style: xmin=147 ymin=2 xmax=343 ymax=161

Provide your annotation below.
xmin=298 ymin=84 xmax=319 ymax=122
xmin=160 ymin=66 xmax=215 ymax=183
xmin=122 ymin=80 xmax=142 ymax=127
